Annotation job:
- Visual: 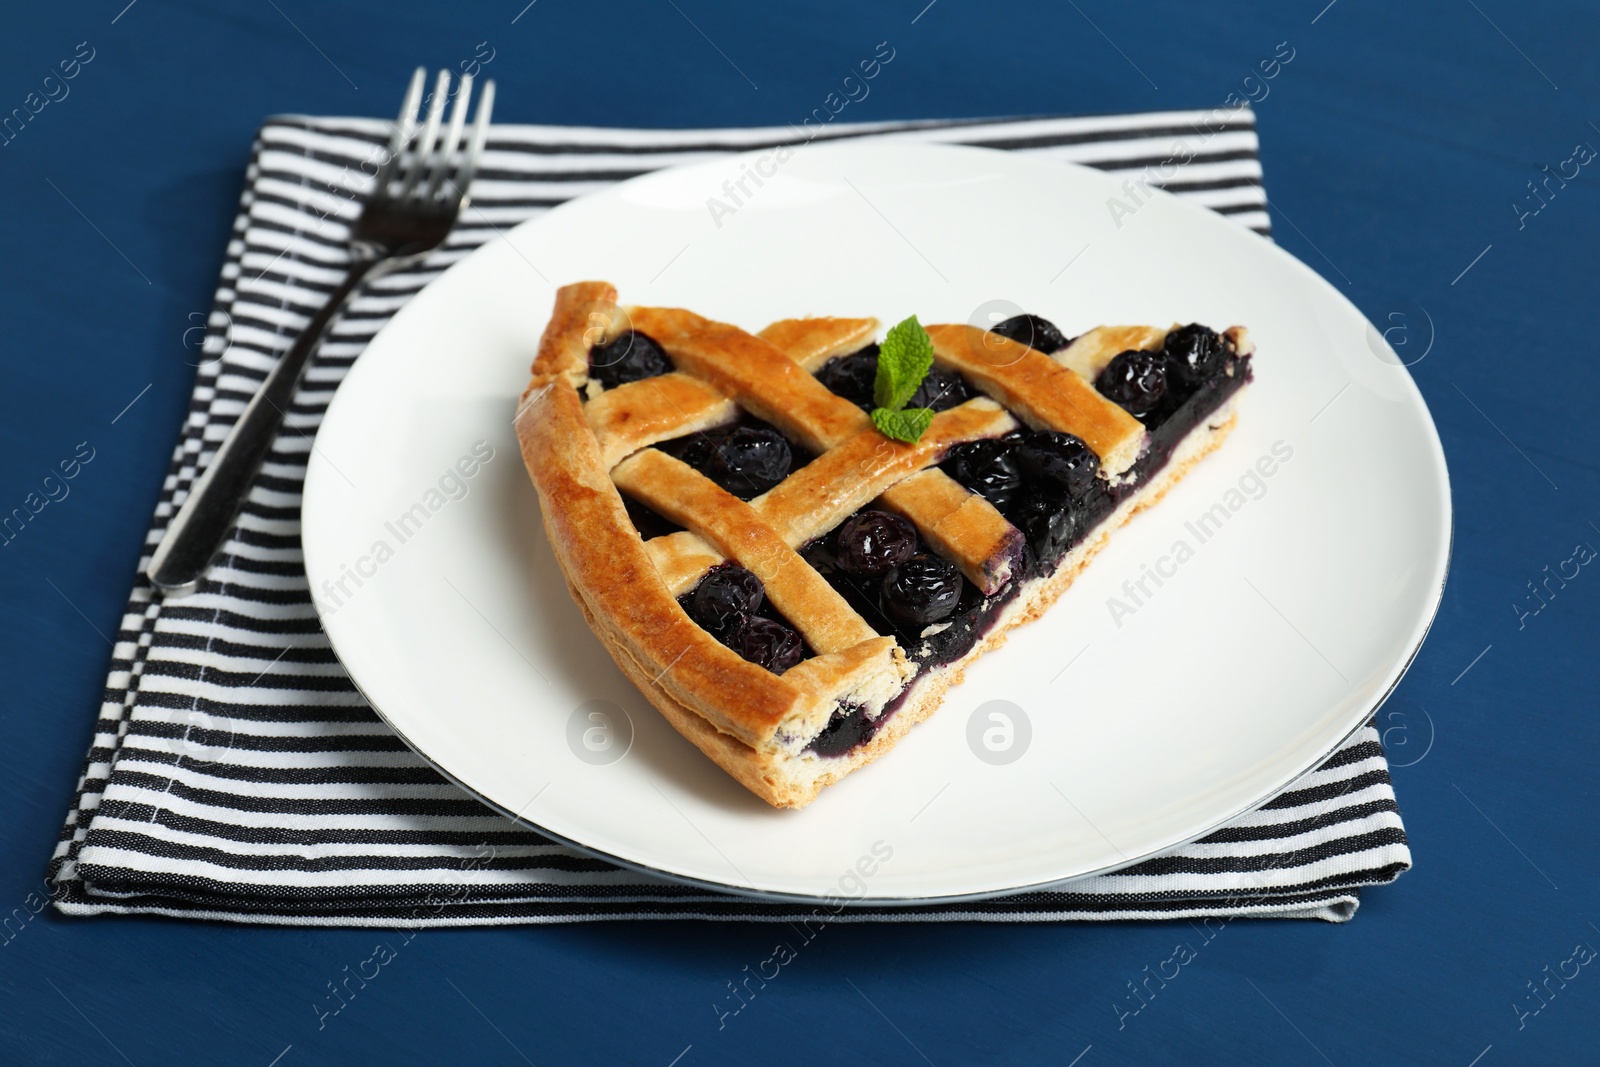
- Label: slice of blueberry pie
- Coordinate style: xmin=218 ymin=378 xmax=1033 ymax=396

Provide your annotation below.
xmin=514 ymin=282 xmax=1253 ymax=808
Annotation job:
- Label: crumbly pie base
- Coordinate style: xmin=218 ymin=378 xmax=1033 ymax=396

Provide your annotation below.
xmin=515 ymin=281 xmax=1250 ymax=808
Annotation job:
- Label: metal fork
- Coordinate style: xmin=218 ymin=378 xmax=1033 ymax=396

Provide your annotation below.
xmin=147 ymin=68 xmax=495 ymax=595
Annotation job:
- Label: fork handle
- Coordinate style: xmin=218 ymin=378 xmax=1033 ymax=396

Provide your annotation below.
xmin=146 ymin=258 xmax=380 ymax=595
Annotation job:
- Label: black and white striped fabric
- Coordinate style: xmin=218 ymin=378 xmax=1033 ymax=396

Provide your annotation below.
xmin=50 ymin=108 xmax=1410 ymax=925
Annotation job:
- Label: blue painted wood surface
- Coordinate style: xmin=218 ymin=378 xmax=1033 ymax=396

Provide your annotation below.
xmin=1 ymin=1 xmax=1595 ymax=1062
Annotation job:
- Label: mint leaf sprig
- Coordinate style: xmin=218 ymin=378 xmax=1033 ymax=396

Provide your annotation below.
xmin=870 ymin=315 xmax=936 ymax=443
xmin=871 ymin=406 xmax=934 ymax=443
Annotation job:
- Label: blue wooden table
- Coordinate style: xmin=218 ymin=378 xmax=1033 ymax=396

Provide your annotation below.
xmin=3 ymin=1 xmax=1595 ymax=1063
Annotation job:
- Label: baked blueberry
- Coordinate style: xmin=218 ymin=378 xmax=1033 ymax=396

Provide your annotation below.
xmin=665 ymin=428 xmax=721 ymax=472
xmin=943 ymin=438 xmax=1024 ymax=510
xmin=689 ymin=564 xmax=764 ymax=635
xmin=817 ymin=348 xmax=879 ymax=411
xmin=1011 ymin=493 xmax=1078 ymax=566
xmin=990 ymin=313 xmax=1069 ymax=354
xmin=1161 ymin=324 xmax=1223 ymax=387
xmin=589 ymin=330 xmax=671 ymax=389
xmin=705 ymin=426 xmax=792 ymax=499
xmin=908 ymin=365 xmax=970 ymax=411
xmin=881 ymin=554 xmax=964 ymax=627
xmin=1096 ymin=349 xmax=1167 ymax=415
xmin=835 ymin=510 xmax=917 ymax=577
xmin=723 ymin=614 xmax=804 ymax=674
xmin=1018 ymin=431 xmax=1099 ymax=498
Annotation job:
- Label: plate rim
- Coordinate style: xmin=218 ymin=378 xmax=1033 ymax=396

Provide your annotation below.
xmin=302 ymin=139 xmax=1453 ymax=903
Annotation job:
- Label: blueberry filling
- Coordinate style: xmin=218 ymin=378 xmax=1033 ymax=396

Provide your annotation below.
xmin=880 ymin=555 xmax=964 ymax=628
xmin=1009 ymin=491 xmax=1080 ymax=566
xmin=942 ymin=436 xmax=1025 ymax=511
xmin=1096 ymin=349 xmax=1168 ymax=416
xmin=909 ymin=365 xmax=969 ymax=411
xmin=658 ymin=418 xmax=805 ymax=500
xmin=704 ymin=426 xmax=792 ymax=498
xmin=689 ymin=563 xmax=764 ymax=634
xmin=990 ymin=313 xmax=1070 ymax=354
xmin=680 ymin=563 xmax=808 ymax=675
xmin=1097 ymin=325 xmax=1242 ymax=427
xmin=662 ymin=430 xmax=718 ymax=472
xmin=1017 ymin=431 xmax=1099 ymax=498
xmin=834 ymin=510 xmax=917 ymax=577
xmin=801 ymin=321 xmax=1252 ymax=758
xmin=1162 ymin=323 xmax=1224 ymax=387
xmin=620 ymin=494 xmax=684 ymax=540
xmin=803 ymin=532 xmax=988 ymax=653
xmin=816 ymin=346 xmax=969 ymax=413
xmin=815 ymin=347 xmax=878 ymax=410
xmin=589 ymin=330 xmax=672 ymax=389
xmin=807 ymin=702 xmax=880 ymax=758
xmin=723 ymin=614 xmax=804 ymax=674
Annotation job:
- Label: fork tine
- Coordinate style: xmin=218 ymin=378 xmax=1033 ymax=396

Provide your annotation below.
xmin=424 ymin=74 xmax=472 ymax=203
xmin=374 ymin=67 xmax=426 ymax=195
xmin=386 ymin=67 xmax=426 ymax=158
xmin=399 ymin=70 xmax=451 ymax=200
xmin=449 ymin=79 xmax=495 ymax=205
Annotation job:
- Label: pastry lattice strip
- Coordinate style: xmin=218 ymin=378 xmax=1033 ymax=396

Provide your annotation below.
xmin=585 ymin=308 xmax=1147 ymax=599
xmin=610 ymin=448 xmax=879 ymax=656
xmin=923 ymin=325 xmax=1145 ymax=476
xmin=585 ymin=308 xmax=1022 ymax=593
xmin=613 ymin=395 xmax=1016 ymax=651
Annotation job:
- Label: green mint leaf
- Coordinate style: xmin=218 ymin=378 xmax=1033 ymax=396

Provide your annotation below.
xmin=873 ymin=315 xmax=935 ymax=412
xmin=871 ymin=406 xmax=935 ymax=444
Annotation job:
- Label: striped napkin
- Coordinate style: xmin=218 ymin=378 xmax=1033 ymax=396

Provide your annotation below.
xmin=50 ymin=107 xmax=1410 ymax=925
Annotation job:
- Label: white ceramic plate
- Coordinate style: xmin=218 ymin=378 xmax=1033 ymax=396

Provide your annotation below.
xmin=302 ymin=142 xmax=1450 ymax=903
